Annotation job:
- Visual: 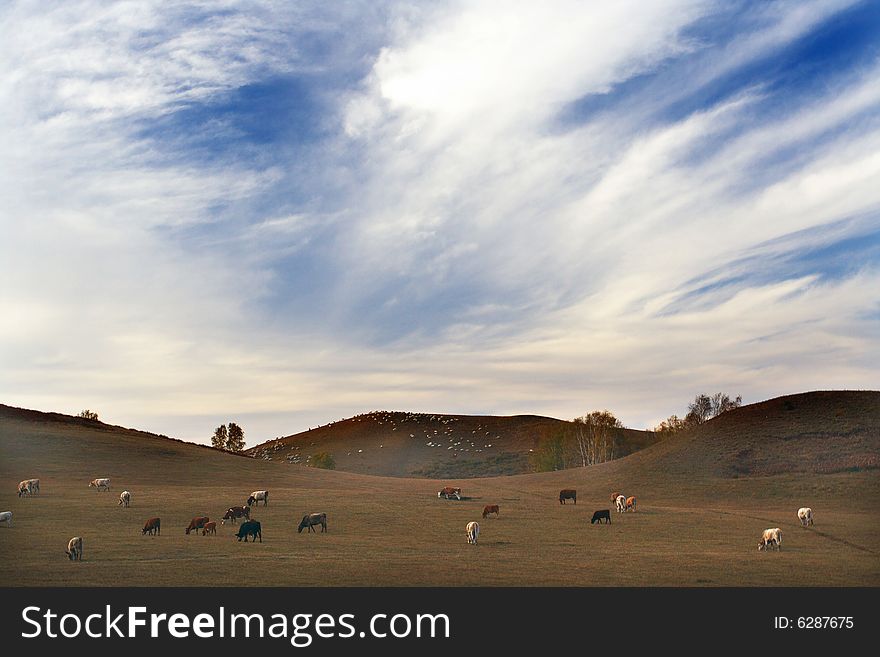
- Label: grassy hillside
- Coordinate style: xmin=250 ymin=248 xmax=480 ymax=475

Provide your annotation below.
xmin=247 ymin=410 xmax=659 ymax=477
xmin=0 ymin=391 xmax=878 ymax=586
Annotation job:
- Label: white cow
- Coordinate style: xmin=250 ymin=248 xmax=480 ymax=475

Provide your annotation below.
xmin=66 ymin=536 xmax=83 ymax=561
xmin=17 ymin=480 xmax=33 ymax=497
xmin=797 ymin=507 xmax=813 ymax=527
xmin=615 ymin=495 xmax=627 ymax=513
xmin=118 ymin=490 xmax=132 ymax=507
xmin=466 ymin=521 xmax=480 ymax=545
xmin=89 ymin=478 xmax=111 ymax=491
xmin=0 ymin=511 xmax=12 ymax=527
xmin=247 ymin=490 xmax=269 ymax=506
xmin=758 ymin=527 xmax=782 ymax=551
xmin=24 ymin=479 xmax=40 ymax=494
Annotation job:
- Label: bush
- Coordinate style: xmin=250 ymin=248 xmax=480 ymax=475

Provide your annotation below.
xmin=312 ymin=452 xmax=336 ymax=470
xmin=78 ymin=410 xmax=99 ymax=421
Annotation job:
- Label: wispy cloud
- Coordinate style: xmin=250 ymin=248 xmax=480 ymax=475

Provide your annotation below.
xmin=1 ymin=1 xmax=877 ymax=442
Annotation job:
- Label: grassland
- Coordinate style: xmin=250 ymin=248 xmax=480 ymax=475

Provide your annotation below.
xmin=1 ymin=391 xmax=878 ymax=586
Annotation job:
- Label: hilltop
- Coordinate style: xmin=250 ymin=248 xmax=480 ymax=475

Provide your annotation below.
xmin=246 ymin=410 xmax=659 ymax=477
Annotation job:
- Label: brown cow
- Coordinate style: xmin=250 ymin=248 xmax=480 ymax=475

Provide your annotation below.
xmin=610 ymin=491 xmax=622 ymax=502
xmin=142 ymin=517 xmax=161 ymax=535
xmin=438 ymin=486 xmax=461 ymax=500
xmin=221 ymin=506 xmax=250 ymax=524
xmin=626 ymin=496 xmax=637 ymax=512
xmin=559 ymin=489 xmax=577 ymax=504
xmin=185 ymin=516 xmax=210 ymax=535
xmin=202 ymin=521 xmax=217 ymax=536
xmin=482 ymin=504 xmax=500 ymax=518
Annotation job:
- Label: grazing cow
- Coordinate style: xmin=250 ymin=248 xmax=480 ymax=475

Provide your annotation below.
xmin=66 ymin=536 xmax=83 ymax=561
xmin=298 ymin=513 xmax=328 ymax=533
xmin=758 ymin=528 xmax=782 ymax=551
xmin=17 ymin=480 xmax=33 ymax=497
xmin=625 ymin=496 xmax=637 ymax=512
xmin=221 ymin=506 xmax=251 ymax=524
xmin=591 ymin=509 xmax=611 ymax=524
xmin=438 ymin=486 xmax=461 ymax=500
xmin=482 ymin=504 xmax=500 ymax=518
xmin=610 ymin=491 xmax=622 ymax=503
xmin=236 ymin=520 xmax=262 ymax=542
xmin=466 ymin=521 xmax=480 ymax=544
xmin=142 ymin=517 xmax=161 ymax=536
xmin=798 ymin=507 xmax=814 ymax=527
xmin=89 ymin=478 xmax=111 ymax=491
xmin=202 ymin=521 xmax=217 ymax=536
xmin=559 ymin=489 xmax=577 ymax=505
xmin=118 ymin=490 xmax=131 ymax=507
xmin=615 ymin=495 xmax=627 ymax=513
xmin=246 ymin=490 xmax=269 ymax=507
xmin=185 ymin=516 xmax=210 ymax=535
xmin=0 ymin=511 xmax=12 ymax=527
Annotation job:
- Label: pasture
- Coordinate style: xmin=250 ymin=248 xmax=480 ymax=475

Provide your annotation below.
xmin=1 ymin=399 xmax=879 ymax=586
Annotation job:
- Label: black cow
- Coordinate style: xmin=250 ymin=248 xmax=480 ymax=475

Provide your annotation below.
xmin=236 ymin=520 xmax=262 ymax=543
xmin=591 ymin=509 xmax=611 ymax=524
xmin=559 ymin=489 xmax=577 ymax=505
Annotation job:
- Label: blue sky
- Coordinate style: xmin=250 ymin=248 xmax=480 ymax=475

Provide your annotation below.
xmin=1 ymin=0 xmax=878 ymax=444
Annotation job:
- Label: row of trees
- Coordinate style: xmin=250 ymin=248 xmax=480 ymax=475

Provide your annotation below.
xmin=653 ymin=392 xmax=742 ymax=436
xmin=531 ymin=410 xmax=623 ymax=472
xmin=212 ymin=422 xmax=246 ymax=452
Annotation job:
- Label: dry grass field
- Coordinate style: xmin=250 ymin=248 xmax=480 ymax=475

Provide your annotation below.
xmin=1 ymin=391 xmax=878 ymax=586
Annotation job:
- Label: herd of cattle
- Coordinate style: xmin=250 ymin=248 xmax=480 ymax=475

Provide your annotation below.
xmin=3 ymin=477 xmax=816 ymax=559
xmin=436 ymin=485 xmax=815 ymax=549
xmin=8 ymin=478 xmax=325 ymax=558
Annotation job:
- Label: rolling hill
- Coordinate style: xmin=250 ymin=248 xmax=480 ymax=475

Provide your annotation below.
xmin=246 ymin=410 xmax=660 ymax=477
xmin=0 ymin=390 xmax=878 ymax=586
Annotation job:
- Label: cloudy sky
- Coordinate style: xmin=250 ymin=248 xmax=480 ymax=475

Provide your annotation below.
xmin=2 ymin=0 xmax=878 ymax=445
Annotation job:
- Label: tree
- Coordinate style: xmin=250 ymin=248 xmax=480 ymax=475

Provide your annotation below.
xmin=211 ymin=425 xmax=228 ymax=450
xmin=653 ymin=414 xmax=687 ymax=436
xmin=226 ymin=422 xmax=245 ymax=452
xmin=78 ymin=409 xmax=99 ymax=421
xmin=685 ymin=392 xmax=742 ymax=426
xmin=311 ymin=452 xmax=336 ymax=470
xmin=530 ymin=431 xmax=572 ymax=472
xmin=572 ymin=410 xmax=623 ymax=466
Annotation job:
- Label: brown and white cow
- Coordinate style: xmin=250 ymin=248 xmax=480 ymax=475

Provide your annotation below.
xmin=466 ymin=521 xmax=480 ymax=545
xmin=118 ymin=490 xmax=132 ymax=507
xmin=89 ymin=478 xmax=111 ymax=491
xmin=482 ymin=504 xmax=500 ymax=518
xmin=758 ymin=528 xmax=782 ymax=551
xmin=221 ymin=506 xmax=250 ymax=524
xmin=797 ymin=507 xmax=814 ymax=527
xmin=438 ymin=486 xmax=461 ymax=500
xmin=298 ymin=513 xmax=328 ymax=533
xmin=625 ymin=496 xmax=637 ymax=512
xmin=142 ymin=517 xmax=161 ymax=535
xmin=615 ymin=495 xmax=627 ymax=513
xmin=185 ymin=516 xmax=210 ymax=535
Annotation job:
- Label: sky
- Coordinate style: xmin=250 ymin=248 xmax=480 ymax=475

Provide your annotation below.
xmin=1 ymin=0 xmax=878 ymax=446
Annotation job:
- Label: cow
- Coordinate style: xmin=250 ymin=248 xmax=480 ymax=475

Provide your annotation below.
xmin=89 ymin=478 xmax=111 ymax=491
xmin=297 ymin=512 xmax=328 ymax=533
xmin=615 ymin=495 xmax=627 ymax=513
xmin=610 ymin=491 xmax=622 ymax=503
xmin=625 ymin=496 xmax=637 ymax=512
xmin=185 ymin=516 xmax=210 ymax=535
xmin=17 ymin=480 xmax=33 ymax=497
xmin=466 ymin=521 xmax=480 ymax=545
xmin=559 ymin=489 xmax=577 ymax=505
xmin=247 ymin=490 xmax=269 ymax=507
xmin=142 ymin=517 xmax=161 ymax=536
xmin=221 ymin=506 xmax=251 ymax=524
xmin=202 ymin=521 xmax=217 ymax=536
xmin=0 ymin=511 xmax=12 ymax=527
xmin=236 ymin=520 xmax=262 ymax=542
xmin=758 ymin=528 xmax=782 ymax=551
xmin=118 ymin=490 xmax=132 ymax=507
xmin=591 ymin=510 xmax=611 ymax=524
xmin=482 ymin=504 xmax=500 ymax=518
xmin=798 ymin=507 xmax=814 ymax=527
xmin=22 ymin=479 xmax=40 ymax=495
xmin=66 ymin=536 xmax=83 ymax=561
xmin=438 ymin=486 xmax=461 ymax=500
